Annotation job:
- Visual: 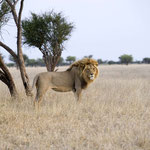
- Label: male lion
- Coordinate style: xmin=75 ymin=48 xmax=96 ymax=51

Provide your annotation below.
xmin=32 ymin=58 xmax=99 ymax=106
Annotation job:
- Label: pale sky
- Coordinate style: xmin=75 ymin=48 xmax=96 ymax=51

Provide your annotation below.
xmin=1 ymin=0 xmax=150 ymax=62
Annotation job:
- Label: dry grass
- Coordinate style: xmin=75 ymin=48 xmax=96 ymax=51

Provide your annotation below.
xmin=0 ymin=65 xmax=150 ymax=150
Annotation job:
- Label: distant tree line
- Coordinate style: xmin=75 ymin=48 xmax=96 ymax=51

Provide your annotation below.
xmin=6 ymin=54 xmax=150 ymax=67
xmin=7 ymin=54 xmax=77 ymax=67
xmin=98 ymin=54 xmax=150 ymax=65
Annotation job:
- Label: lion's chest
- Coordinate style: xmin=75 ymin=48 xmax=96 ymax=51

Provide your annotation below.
xmin=81 ymin=79 xmax=88 ymax=89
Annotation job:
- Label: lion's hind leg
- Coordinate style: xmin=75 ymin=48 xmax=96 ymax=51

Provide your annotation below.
xmin=34 ymin=91 xmax=43 ymax=109
xmin=34 ymin=83 xmax=49 ymax=109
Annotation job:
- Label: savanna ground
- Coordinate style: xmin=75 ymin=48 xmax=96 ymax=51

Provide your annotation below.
xmin=0 ymin=65 xmax=150 ymax=150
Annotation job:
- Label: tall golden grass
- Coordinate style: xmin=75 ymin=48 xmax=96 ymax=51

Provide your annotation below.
xmin=0 ymin=65 xmax=150 ymax=150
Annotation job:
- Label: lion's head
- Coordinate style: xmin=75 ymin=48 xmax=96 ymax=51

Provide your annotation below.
xmin=67 ymin=58 xmax=99 ymax=83
xmin=81 ymin=63 xmax=99 ymax=82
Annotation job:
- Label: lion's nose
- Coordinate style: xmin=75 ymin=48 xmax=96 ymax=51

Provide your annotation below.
xmin=91 ymin=73 xmax=93 ymax=76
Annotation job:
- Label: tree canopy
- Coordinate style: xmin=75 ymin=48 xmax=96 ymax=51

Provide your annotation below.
xmin=22 ymin=11 xmax=74 ymax=71
xmin=66 ymin=56 xmax=76 ymax=64
xmin=119 ymin=54 xmax=133 ymax=65
xmin=143 ymin=57 xmax=150 ymax=64
xmin=0 ymin=0 xmax=10 ymax=31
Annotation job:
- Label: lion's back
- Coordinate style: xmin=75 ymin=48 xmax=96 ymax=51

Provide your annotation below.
xmin=37 ymin=71 xmax=74 ymax=88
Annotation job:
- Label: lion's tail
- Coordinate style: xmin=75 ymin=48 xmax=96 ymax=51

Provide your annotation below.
xmin=32 ymin=75 xmax=39 ymax=89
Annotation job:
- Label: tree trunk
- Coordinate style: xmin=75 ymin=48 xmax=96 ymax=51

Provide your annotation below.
xmin=18 ymin=56 xmax=33 ymax=96
xmin=0 ymin=56 xmax=18 ymax=98
xmin=17 ymin=31 xmax=32 ymax=96
xmin=17 ymin=0 xmax=32 ymax=97
xmin=43 ymin=54 xmax=61 ymax=72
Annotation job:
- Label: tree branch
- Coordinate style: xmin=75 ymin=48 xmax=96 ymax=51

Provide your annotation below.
xmin=0 ymin=70 xmax=4 ymax=77
xmin=0 ymin=0 xmax=4 ymax=4
xmin=0 ymin=41 xmax=18 ymax=63
xmin=0 ymin=70 xmax=8 ymax=85
xmin=13 ymin=0 xmax=19 ymax=6
xmin=39 ymin=47 xmax=46 ymax=55
xmin=6 ymin=0 xmax=18 ymax=26
xmin=17 ymin=0 xmax=24 ymax=52
xmin=0 ymin=54 xmax=9 ymax=75
xmin=0 ymin=56 xmax=10 ymax=84
xmin=18 ymin=0 xmax=24 ymax=25
xmin=0 ymin=55 xmax=18 ymax=97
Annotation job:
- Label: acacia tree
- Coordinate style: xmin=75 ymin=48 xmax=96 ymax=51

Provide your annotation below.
xmin=22 ymin=11 xmax=74 ymax=71
xmin=0 ymin=0 xmax=32 ymax=96
xmin=66 ymin=56 xmax=76 ymax=64
xmin=143 ymin=57 xmax=150 ymax=64
xmin=119 ymin=54 xmax=133 ymax=65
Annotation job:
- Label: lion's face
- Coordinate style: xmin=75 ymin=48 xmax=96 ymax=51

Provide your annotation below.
xmin=83 ymin=64 xmax=98 ymax=81
xmin=67 ymin=58 xmax=99 ymax=84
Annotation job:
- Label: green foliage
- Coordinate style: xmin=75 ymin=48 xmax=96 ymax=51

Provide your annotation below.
xmin=22 ymin=11 xmax=74 ymax=71
xmin=57 ymin=57 xmax=64 ymax=66
xmin=36 ymin=58 xmax=45 ymax=66
xmin=0 ymin=1 xmax=10 ymax=31
xmin=22 ymin=11 xmax=74 ymax=53
xmin=66 ymin=56 xmax=76 ymax=64
xmin=9 ymin=54 xmax=29 ymax=64
xmin=108 ymin=60 xmax=116 ymax=65
xmin=119 ymin=54 xmax=133 ymax=65
xmin=26 ymin=59 xmax=37 ymax=66
xmin=9 ymin=54 xmax=45 ymax=66
xmin=7 ymin=63 xmax=14 ymax=67
xmin=97 ymin=59 xmax=103 ymax=64
xmin=26 ymin=58 xmax=45 ymax=66
xmin=143 ymin=58 xmax=150 ymax=64
xmin=23 ymin=54 xmax=29 ymax=63
xmin=84 ymin=55 xmax=93 ymax=58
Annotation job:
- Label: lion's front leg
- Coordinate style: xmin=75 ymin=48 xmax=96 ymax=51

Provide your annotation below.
xmin=74 ymin=88 xmax=82 ymax=101
xmin=74 ymin=75 xmax=82 ymax=102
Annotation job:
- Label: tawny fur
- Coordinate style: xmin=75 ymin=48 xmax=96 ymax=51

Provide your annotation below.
xmin=32 ymin=58 xmax=99 ymax=107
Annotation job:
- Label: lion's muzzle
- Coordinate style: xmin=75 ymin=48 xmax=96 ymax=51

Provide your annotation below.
xmin=89 ymin=74 xmax=95 ymax=80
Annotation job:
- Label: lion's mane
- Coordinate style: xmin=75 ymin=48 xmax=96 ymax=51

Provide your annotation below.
xmin=67 ymin=58 xmax=98 ymax=78
xmin=66 ymin=58 xmax=99 ymax=88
